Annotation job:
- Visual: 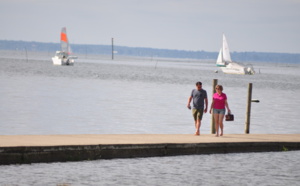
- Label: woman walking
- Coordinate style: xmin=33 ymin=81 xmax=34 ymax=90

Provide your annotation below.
xmin=209 ymin=85 xmax=230 ymax=137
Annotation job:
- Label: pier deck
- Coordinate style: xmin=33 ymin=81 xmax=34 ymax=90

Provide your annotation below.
xmin=0 ymin=134 xmax=299 ymax=165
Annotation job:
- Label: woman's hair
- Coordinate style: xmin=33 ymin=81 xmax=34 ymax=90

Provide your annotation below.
xmin=215 ymin=85 xmax=223 ymax=91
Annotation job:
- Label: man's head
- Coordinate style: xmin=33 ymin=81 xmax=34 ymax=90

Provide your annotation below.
xmin=195 ymin=81 xmax=202 ymax=90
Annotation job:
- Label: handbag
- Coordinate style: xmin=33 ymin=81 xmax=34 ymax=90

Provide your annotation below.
xmin=225 ymin=111 xmax=234 ymax=121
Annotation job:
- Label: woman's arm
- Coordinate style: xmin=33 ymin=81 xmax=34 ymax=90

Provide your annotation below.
xmin=209 ymin=99 xmax=214 ymax=114
xmin=225 ymin=100 xmax=230 ymax=113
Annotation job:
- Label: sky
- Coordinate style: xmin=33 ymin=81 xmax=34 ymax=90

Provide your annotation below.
xmin=0 ymin=0 xmax=300 ymax=53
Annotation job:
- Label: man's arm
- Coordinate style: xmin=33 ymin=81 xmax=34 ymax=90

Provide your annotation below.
xmin=187 ymin=96 xmax=192 ymax=109
xmin=204 ymin=98 xmax=208 ymax=113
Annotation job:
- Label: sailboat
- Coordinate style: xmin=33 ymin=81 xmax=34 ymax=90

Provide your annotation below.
xmin=52 ymin=27 xmax=77 ymax=65
xmin=216 ymin=34 xmax=255 ymax=75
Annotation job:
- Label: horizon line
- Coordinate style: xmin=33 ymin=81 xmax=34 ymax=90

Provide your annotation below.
xmin=0 ymin=39 xmax=299 ymax=55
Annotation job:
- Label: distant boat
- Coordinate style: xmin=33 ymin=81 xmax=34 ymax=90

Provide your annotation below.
xmin=216 ymin=34 xmax=255 ymax=75
xmin=52 ymin=27 xmax=77 ymax=65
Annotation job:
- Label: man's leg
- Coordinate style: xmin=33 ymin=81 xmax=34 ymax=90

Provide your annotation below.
xmin=192 ymin=109 xmax=199 ymax=135
xmin=196 ymin=109 xmax=203 ymax=135
xmin=196 ymin=119 xmax=201 ymax=135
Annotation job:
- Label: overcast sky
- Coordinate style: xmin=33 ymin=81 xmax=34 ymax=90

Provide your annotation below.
xmin=0 ymin=0 xmax=299 ymax=53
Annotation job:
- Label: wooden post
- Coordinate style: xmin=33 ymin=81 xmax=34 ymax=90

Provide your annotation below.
xmin=85 ymin=47 xmax=87 ymax=59
xmin=25 ymin=47 xmax=28 ymax=63
xmin=211 ymin=79 xmax=218 ymax=134
xmin=245 ymin=83 xmax=252 ymax=134
xmin=111 ymin=38 xmax=114 ymax=60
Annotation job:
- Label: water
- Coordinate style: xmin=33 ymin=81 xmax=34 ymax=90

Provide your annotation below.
xmin=0 ymin=51 xmax=299 ymax=185
xmin=0 ymin=151 xmax=299 ymax=185
xmin=1 ymin=53 xmax=299 ymax=135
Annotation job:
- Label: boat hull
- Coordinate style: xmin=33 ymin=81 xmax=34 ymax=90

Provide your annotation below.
xmin=52 ymin=56 xmax=74 ymax=66
xmin=220 ymin=67 xmax=246 ymax=75
xmin=220 ymin=62 xmax=255 ymax=75
xmin=52 ymin=50 xmax=76 ymax=66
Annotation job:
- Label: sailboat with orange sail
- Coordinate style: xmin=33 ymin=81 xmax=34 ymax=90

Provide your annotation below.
xmin=52 ymin=27 xmax=77 ymax=65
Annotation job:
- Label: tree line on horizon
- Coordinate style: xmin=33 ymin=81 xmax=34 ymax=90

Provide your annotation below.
xmin=0 ymin=40 xmax=299 ymax=64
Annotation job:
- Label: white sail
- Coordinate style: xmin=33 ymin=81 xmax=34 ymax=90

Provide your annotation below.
xmin=216 ymin=48 xmax=226 ymax=67
xmin=222 ymin=34 xmax=232 ymax=63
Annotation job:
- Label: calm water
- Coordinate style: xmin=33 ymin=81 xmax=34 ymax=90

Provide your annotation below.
xmin=0 ymin=51 xmax=299 ymax=185
xmin=0 ymin=151 xmax=299 ymax=186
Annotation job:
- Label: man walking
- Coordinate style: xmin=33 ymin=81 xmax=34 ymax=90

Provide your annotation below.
xmin=187 ymin=82 xmax=208 ymax=135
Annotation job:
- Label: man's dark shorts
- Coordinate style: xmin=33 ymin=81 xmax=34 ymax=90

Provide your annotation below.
xmin=192 ymin=108 xmax=203 ymax=121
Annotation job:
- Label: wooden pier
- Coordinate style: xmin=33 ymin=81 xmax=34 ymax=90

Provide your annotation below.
xmin=0 ymin=134 xmax=299 ymax=165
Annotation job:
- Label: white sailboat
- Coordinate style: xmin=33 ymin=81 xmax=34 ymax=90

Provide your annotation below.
xmin=52 ymin=27 xmax=77 ymax=65
xmin=216 ymin=34 xmax=255 ymax=75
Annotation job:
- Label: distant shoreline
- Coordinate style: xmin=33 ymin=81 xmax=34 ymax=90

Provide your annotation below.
xmin=1 ymin=40 xmax=300 ymax=64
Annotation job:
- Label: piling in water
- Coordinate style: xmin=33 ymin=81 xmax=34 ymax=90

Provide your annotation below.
xmin=211 ymin=79 xmax=217 ymax=134
xmin=245 ymin=83 xmax=252 ymax=134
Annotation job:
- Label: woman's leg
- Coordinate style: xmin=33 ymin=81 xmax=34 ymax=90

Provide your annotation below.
xmin=219 ymin=114 xmax=225 ymax=136
xmin=214 ymin=113 xmax=220 ymax=136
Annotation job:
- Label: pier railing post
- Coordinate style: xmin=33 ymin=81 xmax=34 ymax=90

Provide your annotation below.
xmin=245 ymin=83 xmax=252 ymax=134
xmin=211 ymin=79 xmax=218 ymax=134
xmin=112 ymin=38 xmax=114 ymax=60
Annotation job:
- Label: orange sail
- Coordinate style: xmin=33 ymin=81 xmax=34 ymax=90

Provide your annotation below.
xmin=61 ymin=32 xmax=68 ymax=43
xmin=60 ymin=27 xmax=71 ymax=54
